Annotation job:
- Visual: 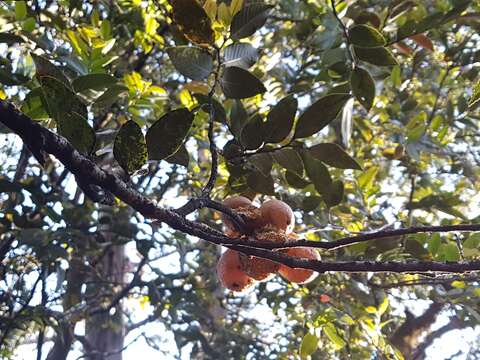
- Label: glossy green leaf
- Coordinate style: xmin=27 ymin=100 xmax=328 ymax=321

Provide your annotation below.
xmin=247 ymin=171 xmax=274 ymax=195
xmin=72 ymin=73 xmax=118 ymax=92
xmin=354 ymin=46 xmax=398 ymax=66
xmin=170 ymin=0 xmax=214 ymax=44
xmin=57 ymin=112 xmax=95 ymax=155
xmin=273 ymin=148 xmax=303 ymax=175
xmin=240 ymin=114 xmax=264 ymax=150
xmin=300 ymin=333 xmax=318 ymax=359
xmin=294 ymin=94 xmax=351 ymax=139
xmin=223 ymin=42 xmax=258 ymax=69
xmin=221 ymin=66 xmax=266 ymax=99
xmin=302 ymin=152 xmax=332 ymax=196
xmin=264 ymin=95 xmax=297 ymax=143
xmin=350 ymin=67 xmax=375 ymax=111
xmin=348 ymin=24 xmax=386 ymax=47
xmin=113 ymin=121 xmax=147 ymax=174
xmin=146 ymin=109 xmax=194 ymax=160
xmin=441 ymin=243 xmax=460 ymax=262
xmin=308 ymin=143 xmax=362 ymax=170
xmin=15 ymin=1 xmax=27 ymax=20
xmin=167 ymin=46 xmax=214 ymax=80
xmin=323 ymin=323 xmax=346 ymax=350
xmin=230 ymin=3 xmax=273 ymax=40
xmin=428 ymin=233 xmax=441 ymax=255
xmin=358 ymin=166 xmax=378 ymax=191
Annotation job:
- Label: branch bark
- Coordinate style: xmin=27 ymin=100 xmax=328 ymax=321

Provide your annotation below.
xmin=2 ymin=99 xmax=480 ymax=274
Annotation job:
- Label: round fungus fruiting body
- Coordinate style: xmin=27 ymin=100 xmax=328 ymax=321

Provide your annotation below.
xmin=278 ymin=247 xmax=320 ymax=284
xmin=216 ymin=249 xmax=255 ymax=292
xmin=221 ymin=196 xmax=262 ymax=233
xmin=239 ymin=252 xmax=279 ymax=282
xmin=260 ymin=199 xmax=295 ymax=234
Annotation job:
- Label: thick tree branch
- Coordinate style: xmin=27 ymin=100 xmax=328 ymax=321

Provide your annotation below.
xmin=2 ymin=99 xmax=480 ymax=274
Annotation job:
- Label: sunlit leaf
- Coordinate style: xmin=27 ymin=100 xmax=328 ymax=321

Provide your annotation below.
xmin=300 ymin=332 xmax=318 ymax=359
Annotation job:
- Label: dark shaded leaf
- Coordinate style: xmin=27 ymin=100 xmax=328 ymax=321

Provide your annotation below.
xmin=113 ymin=121 xmax=147 ymax=174
xmin=57 ymin=112 xmax=95 ymax=155
xmin=273 ymin=148 xmax=303 ymax=175
xmin=350 ymin=67 xmax=375 ymax=111
xmin=323 ymin=180 xmax=344 ymax=208
xmin=308 ymin=143 xmax=362 ymax=170
xmin=285 ymin=170 xmax=310 ymax=189
xmin=240 ymin=114 xmax=264 ymax=150
xmin=249 ymin=153 xmax=273 ymax=176
xmin=247 ymin=171 xmax=274 ymax=195
xmin=166 ymin=144 xmax=190 ymax=167
xmin=72 ymin=73 xmax=118 ymax=92
xmin=223 ymin=42 xmax=258 ymax=69
xmin=230 ymin=99 xmax=248 ymax=136
xmin=21 ymin=88 xmax=49 ymax=120
xmin=223 ymin=139 xmax=243 ymax=160
xmin=0 ymin=32 xmax=24 ymax=44
xmin=302 ymin=151 xmax=332 ymax=196
xmin=146 ymin=109 xmax=194 ymax=160
xmin=193 ymin=94 xmax=227 ymax=123
xmin=221 ymin=66 xmax=266 ymax=99
xmin=294 ymin=94 xmax=351 ymax=139
xmin=230 ymin=3 xmax=273 ymax=40
xmin=354 ymin=46 xmax=398 ymax=66
xmin=302 ymin=196 xmax=322 ymax=212
xmin=264 ymin=95 xmax=297 ymax=143
xmin=167 ymin=46 xmax=214 ymax=80
xmin=348 ymin=24 xmax=385 ymax=47
xmin=38 ymin=76 xmax=87 ymax=121
xmin=170 ymin=0 xmax=214 ymax=45
xmin=94 ymin=84 xmax=129 ymax=108
xmin=32 ymin=54 xmax=71 ymax=87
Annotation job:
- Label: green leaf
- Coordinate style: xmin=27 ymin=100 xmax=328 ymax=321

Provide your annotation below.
xmin=21 ymin=88 xmax=49 ymax=120
xmin=323 ymin=323 xmax=346 ymax=350
xmin=72 ymin=73 xmax=118 ymax=92
xmin=350 ymin=67 xmax=375 ymax=112
xmin=294 ymin=94 xmax=351 ymax=139
xmin=358 ymin=166 xmax=378 ymax=191
xmin=441 ymin=243 xmax=460 ymax=262
xmin=146 ymin=109 xmax=194 ymax=160
xmin=300 ymin=332 xmax=319 ymax=359
xmin=167 ymin=46 xmax=214 ymax=80
xmin=38 ymin=76 xmax=88 ymax=121
xmin=221 ymin=66 xmax=266 ymax=99
xmin=308 ymin=143 xmax=362 ymax=170
xmin=32 ymin=54 xmax=71 ymax=87
xmin=264 ymin=95 xmax=297 ymax=143
xmin=468 ymin=79 xmax=480 ymax=110
xmin=354 ymin=46 xmax=398 ymax=66
xmin=323 ymin=180 xmax=344 ymax=208
xmin=170 ymin=0 xmax=214 ymax=44
xmin=223 ymin=42 xmax=258 ymax=69
xmin=230 ymin=3 xmax=273 ymax=40
xmin=302 ymin=152 xmax=332 ymax=196
xmin=165 ymin=144 xmax=190 ymax=167
xmin=464 ymin=233 xmax=480 ymax=249
xmin=15 ymin=1 xmax=27 ymax=20
xmin=285 ymin=170 xmax=310 ymax=189
xmin=247 ymin=171 xmax=274 ymax=195
xmin=428 ymin=233 xmax=441 ymax=255
xmin=113 ymin=121 xmax=147 ymax=174
xmin=229 ymin=99 xmax=248 ymax=136
xmin=348 ymin=24 xmax=386 ymax=47
xmin=273 ymin=148 xmax=303 ymax=175
xmin=94 ymin=84 xmax=129 ymax=108
xmin=249 ymin=153 xmax=273 ymax=176
xmin=240 ymin=114 xmax=264 ymax=150
xmin=57 ymin=112 xmax=95 ymax=155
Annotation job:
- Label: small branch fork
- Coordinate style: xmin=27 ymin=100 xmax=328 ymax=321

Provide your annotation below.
xmin=2 ymin=99 xmax=480 ymax=274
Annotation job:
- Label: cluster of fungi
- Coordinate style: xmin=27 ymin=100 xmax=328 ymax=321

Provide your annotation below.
xmin=216 ymin=196 xmax=320 ymax=292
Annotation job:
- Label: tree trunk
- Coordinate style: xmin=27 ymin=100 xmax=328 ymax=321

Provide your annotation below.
xmin=85 ymin=206 xmax=126 ymax=360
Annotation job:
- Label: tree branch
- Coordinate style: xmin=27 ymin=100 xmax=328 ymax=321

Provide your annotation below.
xmin=2 ymin=99 xmax=480 ymax=274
